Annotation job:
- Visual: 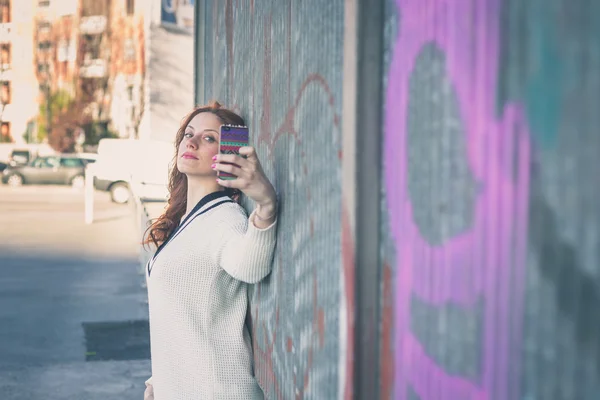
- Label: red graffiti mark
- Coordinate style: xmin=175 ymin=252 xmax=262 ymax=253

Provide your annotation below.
xmin=252 ymin=285 xmax=284 ymax=399
xmin=342 ymin=204 xmax=355 ymax=400
xmin=287 ymin=337 xmax=293 ymax=352
xmin=380 ymin=262 xmax=394 ymax=400
xmin=260 ymin=16 xmax=273 ymax=146
xmin=226 ymin=0 xmax=234 ymax=92
xmin=287 ymin=3 xmax=292 ymax=104
xmin=289 ymin=265 xmax=327 ymax=398
xmin=313 ymin=273 xmax=325 ymax=349
xmin=317 ymin=309 xmax=325 ymax=348
xmin=270 ymin=73 xmax=340 ymax=148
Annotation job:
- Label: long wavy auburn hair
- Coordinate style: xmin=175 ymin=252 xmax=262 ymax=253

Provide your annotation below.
xmin=143 ymin=101 xmax=245 ymax=247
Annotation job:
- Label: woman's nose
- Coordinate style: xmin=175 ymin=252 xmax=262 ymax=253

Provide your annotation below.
xmin=186 ymin=138 xmax=198 ymax=149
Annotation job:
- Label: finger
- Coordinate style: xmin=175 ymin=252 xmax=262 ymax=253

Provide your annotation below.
xmin=238 ymin=146 xmax=257 ymax=160
xmin=212 ymin=162 xmax=243 ymax=177
xmin=214 ymin=153 xmax=251 ymax=167
xmin=216 ymin=177 xmax=243 ymax=188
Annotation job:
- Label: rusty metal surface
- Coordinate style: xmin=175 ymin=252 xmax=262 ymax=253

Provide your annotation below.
xmin=383 ymin=0 xmax=600 ymax=399
xmin=197 ymin=1 xmax=345 ymax=398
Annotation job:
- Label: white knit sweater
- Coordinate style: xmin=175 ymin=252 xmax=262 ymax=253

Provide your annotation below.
xmin=145 ymin=192 xmax=277 ymax=399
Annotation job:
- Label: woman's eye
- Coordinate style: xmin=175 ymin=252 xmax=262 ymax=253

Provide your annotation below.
xmin=204 ymin=136 xmax=216 ymax=143
xmin=184 ymin=132 xmax=193 ymax=138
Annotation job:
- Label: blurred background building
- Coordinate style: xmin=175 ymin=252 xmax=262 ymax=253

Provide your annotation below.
xmin=0 ymin=0 xmax=38 ymax=145
xmin=0 ymin=0 xmax=193 ymax=155
xmin=0 ymin=0 xmax=155 ymax=152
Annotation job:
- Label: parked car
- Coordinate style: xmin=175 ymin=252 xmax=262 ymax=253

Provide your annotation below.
xmin=1 ymin=155 xmax=88 ymax=187
xmin=0 ymin=161 xmax=7 ymax=173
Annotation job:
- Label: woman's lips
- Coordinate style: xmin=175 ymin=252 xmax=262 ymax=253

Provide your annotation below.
xmin=181 ymin=152 xmax=199 ymax=160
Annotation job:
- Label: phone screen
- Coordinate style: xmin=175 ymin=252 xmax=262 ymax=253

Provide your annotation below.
xmin=218 ymin=124 xmax=249 ymax=180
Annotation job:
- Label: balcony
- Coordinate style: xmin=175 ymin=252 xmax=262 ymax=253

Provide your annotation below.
xmin=0 ymin=68 xmax=12 ymax=81
xmin=79 ymin=59 xmax=107 ymax=78
xmin=0 ymin=103 xmax=13 ymax=121
xmin=80 ymin=16 xmax=107 ymax=35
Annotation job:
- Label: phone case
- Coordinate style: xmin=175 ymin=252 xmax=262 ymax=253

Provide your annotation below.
xmin=218 ymin=124 xmax=249 ymax=180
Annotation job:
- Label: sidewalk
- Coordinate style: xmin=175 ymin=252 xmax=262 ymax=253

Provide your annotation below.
xmin=0 ymin=185 xmax=152 ymax=400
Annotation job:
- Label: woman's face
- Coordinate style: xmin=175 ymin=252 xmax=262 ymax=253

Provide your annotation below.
xmin=176 ymin=112 xmax=221 ymax=177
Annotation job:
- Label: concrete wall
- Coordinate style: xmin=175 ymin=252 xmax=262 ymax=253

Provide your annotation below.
xmin=195 ymin=0 xmax=600 ymax=398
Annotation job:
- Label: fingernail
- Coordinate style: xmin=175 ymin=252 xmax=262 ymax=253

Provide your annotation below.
xmin=212 ymin=155 xmax=217 ymax=161
xmin=211 ymin=163 xmax=216 ymax=169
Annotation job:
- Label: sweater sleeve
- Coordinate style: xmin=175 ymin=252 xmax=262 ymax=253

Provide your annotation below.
xmin=211 ymin=205 xmax=278 ymax=284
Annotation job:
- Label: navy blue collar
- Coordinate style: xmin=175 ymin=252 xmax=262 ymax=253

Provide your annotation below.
xmin=181 ymin=190 xmax=232 ymax=224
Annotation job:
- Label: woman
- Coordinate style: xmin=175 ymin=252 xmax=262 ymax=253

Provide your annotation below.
xmin=143 ymin=101 xmax=277 ymax=399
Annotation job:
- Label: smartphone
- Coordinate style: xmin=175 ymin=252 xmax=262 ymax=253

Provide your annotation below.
xmin=218 ymin=124 xmax=250 ymax=180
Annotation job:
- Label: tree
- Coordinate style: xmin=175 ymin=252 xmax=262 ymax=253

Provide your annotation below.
xmin=36 ymin=90 xmax=85 ymax=152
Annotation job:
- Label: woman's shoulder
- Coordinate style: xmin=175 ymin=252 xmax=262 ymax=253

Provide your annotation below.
xmin=202 ymin=201 xmax=249 ymax=237
xmin=200 ymin=200 xmax=248 ymax=225
xmin=218 ymin=200 xmax=247 ymax=216
xmin=184 ymin=201 xmax=247 ymax=239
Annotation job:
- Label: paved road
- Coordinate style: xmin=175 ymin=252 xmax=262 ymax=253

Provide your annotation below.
xmin=0 ymin=185 xmax=151 ymax=400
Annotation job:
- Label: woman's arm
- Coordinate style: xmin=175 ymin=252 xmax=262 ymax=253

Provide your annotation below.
xmin=211 ymin=145 xmax=278 ymax=283
xmin=211 ymin=204 xmax=277 ymax=284
xmin=252 ymin=200 xmax=277 ymax=229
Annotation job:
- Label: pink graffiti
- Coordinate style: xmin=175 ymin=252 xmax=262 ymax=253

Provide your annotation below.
xmin=385 ymin=0 xmax=531 ymax=399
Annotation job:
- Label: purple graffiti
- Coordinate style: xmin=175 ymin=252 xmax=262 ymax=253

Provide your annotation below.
xmin=385 ymin=0 xmax=531 ymax=399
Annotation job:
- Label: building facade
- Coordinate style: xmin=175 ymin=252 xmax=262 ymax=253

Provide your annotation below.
xmin=0 ymin=0 xmax=147 ymax=146
xmin=145 ymin=0 xmax=194 ymax=142
xmin=0 ymin=0 xmax=38 ymax=144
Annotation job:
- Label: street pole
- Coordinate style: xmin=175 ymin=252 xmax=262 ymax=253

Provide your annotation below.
xmin=84 ymin=164 xmax=94 ymax=224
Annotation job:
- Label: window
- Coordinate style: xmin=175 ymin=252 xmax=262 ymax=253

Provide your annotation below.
xmin=60 ymin=158 xmax=84 ymax=167
xmin=82 ymin=34 xmax=101 ymax=60
xmin=38 ymin=0 xmax=50 ymax=7
xmin=127 ymin=85 xmax=134 ymax=101
xmin=0 ymin=1 xmax=10 ymax=24
xmin=82 ymin=0 xmax=109 ymax=17
xmin=0 ymin=122 xmax=9 ymax=140
xmin=1 ymin=44 xmax=10 ymax=65
xmin=38 ymin=21 xmax=52 ymax=33
xmin=38 ymin=40 xmax=52 ymax=50
xmin=123 ymin=38 xmax=136 ymax=61
xmin=126 ymin=0 xmax=134 ymax=16
xmin=47 ymin=157 xmax=60 ymax=168
xmin=37 ymin=63 xmax=49 ymax=73
xmin=60 ymin=60 xmax=67 ymax=77
xmin=0 ymin=81 xmax=10 ymax=104
xmin=33 ymin=157 xmax=57 ymax=168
